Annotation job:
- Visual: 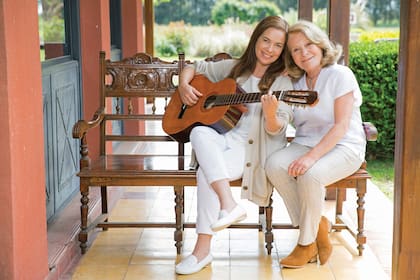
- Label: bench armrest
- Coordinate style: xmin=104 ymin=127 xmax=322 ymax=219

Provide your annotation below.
xmin=72 ymin=107 xmax=105 ymax=139
xmin=362 ymin=122 xmax=378 ymax=142
xmin=72 ymin=107 xmax=105 ymax=169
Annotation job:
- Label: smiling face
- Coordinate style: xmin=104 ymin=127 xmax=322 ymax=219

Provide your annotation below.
xmin=287 ymin=31 xmax=323 ymax=77
xmin=254 ymin=27 xmax=286 ymax=76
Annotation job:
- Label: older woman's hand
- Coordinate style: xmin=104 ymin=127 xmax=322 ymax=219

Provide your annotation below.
xmin=288 ymin=154 xmax=316 ymax=176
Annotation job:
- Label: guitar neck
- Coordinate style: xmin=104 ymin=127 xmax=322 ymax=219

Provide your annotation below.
xmin=213 ymin=91 xmax=284 ymax=106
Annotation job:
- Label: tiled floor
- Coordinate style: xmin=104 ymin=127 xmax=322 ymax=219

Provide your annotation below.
xmin=66 ymin=101 xmax=392 ymax=279
xmin=69 ymin=182 xmax=392 ymax=280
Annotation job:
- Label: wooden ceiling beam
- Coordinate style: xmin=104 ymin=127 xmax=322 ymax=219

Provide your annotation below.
xmin=144 ymin=0 xmax=154 ymax=55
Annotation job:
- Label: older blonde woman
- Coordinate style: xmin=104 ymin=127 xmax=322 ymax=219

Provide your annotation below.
xmin=266 ymin=20 xmax=366 ymax=268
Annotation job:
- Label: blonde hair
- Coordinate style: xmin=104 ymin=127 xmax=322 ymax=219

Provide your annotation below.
xmin=285 ymin=20 xmax=342 ymax=79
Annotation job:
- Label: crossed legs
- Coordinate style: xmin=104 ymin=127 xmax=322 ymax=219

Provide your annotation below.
xmin=175 ymin=126 xmax=246 ymax=274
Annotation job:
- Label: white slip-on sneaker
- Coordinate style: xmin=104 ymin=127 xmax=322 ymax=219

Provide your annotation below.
xmin=211 ymin=205 xmax=247 ymax=232
xmin=175 ymin=253 xmax=213 ymax=275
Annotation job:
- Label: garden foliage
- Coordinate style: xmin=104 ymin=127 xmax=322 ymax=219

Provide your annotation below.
xmin=211 ymin=0 xmax=281 ymax=25
xmin=349 ymin=41 xmax=399 ymax=160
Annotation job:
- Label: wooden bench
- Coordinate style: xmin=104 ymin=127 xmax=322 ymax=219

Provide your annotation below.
xmin=72 ymin=51 xmax=377 ymax=256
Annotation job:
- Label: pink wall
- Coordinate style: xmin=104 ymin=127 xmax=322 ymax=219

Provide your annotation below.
xmin=0 ymin=0 xmax=49 ymax=279
xmin=79 ymin=0 xmax=111 ymax=157
xmin=121 ymin=0 xmax=144 ymax=57
xmin=0 ymin=1 xmax=146 ymax=278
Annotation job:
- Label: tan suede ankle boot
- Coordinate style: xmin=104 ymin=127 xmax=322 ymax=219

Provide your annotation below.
xmin=316 ymin=216 xmax=333 ymax=265
xmin=280 ymin=242 xmax=318 ymax=268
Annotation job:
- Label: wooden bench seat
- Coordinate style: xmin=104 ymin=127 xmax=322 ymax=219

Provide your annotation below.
xmin=72 ymin=51 xmax=376 ymax=256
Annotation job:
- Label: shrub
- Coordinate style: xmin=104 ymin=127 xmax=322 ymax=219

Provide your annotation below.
xmin=155 ymin=21 xmax=191 ymax=57
xmin=349 ymin=41 xmax=399 ymax=160
xmin=246 ymin=1 xmax=282 ymax=24
xmin=211 ymin=0 xmax=280 ymax=25
xmin=211 ymin=0 xmax=247 ymax=25
xmin=41 ymin=16 xmax=65 ymax=42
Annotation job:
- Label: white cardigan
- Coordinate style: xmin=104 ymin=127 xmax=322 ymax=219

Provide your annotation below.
xmin=191 ymin=59 xmax=293 ymax=206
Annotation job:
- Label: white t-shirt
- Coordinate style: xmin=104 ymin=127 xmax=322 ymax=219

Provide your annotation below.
xmin=292 ymin=63 xmax=366 ymax=160
xmin=226 ymin=75 xmax=260 ymax=144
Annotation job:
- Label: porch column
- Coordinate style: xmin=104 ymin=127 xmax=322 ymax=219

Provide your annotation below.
xmin=0 ymin=1 xmax=49 ymax=279
xmin=393 ymin=1 xmax=420 ymax=279
xmin=121 ymin=0 xmax=145 ymax=135
xmin=328 ymin=0 xmax=350 ymax=65
xmin=79 ymin=0 xmax=112 ymax=157
xmin=121 ymin=0 xmax=144 ymax=57
xmin=144 ymin=0 xmax=154 ymax=55
xmin=298 ymin=0 xmax=313 ymax=21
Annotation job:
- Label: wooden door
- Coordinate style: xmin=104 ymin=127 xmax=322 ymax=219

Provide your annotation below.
xmin=43 ymin=61 xmax=80 ymax=221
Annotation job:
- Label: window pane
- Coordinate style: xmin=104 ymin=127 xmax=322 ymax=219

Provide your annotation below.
xmin=38 ymin=0 xmax=68 ymax=61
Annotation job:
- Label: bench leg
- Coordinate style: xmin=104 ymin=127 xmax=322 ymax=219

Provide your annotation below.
xmin=101 ymin=186 xmax=108 ymax=231
xmin=79 ymin=183 xmax=89 ymax=254
xmin=174 ymin=186 xmax=184 ymax=254
xmin=264 ymin=196 xmax=274 ymax=255
xmin=356 ymin=181 xmax=367 ymax=256
xmin=335 ymin=188 xmax=346 ymax=231
xmin=258 ymin=206 xmax=265 ymax=232
xmin=336 ymin=188 xmax=345 ymax=215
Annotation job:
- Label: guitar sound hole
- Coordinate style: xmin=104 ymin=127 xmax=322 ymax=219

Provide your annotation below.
xmin=204 ymin=95 xmax=217 ymax=109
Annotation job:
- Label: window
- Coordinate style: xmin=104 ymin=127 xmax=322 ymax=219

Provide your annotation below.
xmin=38 ymin=0 xmax=70 ymax=61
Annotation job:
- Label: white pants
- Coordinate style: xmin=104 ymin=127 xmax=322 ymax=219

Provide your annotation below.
xmin=190 ymin=126 xmax=245 ymax=235
xmin=265 ymin=143 xmax=363 ymax=245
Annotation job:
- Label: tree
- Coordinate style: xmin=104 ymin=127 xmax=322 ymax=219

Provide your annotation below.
xmin=211 ymin=0 xmax=281 ymax=25
xmin=155 ymin=0 xmax=217 ymax=25
xmin=271 ymin=0 xmax=296 ymax=12
xmin=364 ymin=0 xmax=400 ymax=26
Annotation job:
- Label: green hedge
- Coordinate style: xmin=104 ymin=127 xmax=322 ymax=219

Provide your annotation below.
xmin=349 ymin=41 xmax=399 ymax=160
xmin=211 ymin=0 xmax=280 ymax=25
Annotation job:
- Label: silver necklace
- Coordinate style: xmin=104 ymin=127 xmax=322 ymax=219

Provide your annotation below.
xmin=306 ymin=71 xmax=320 ymax=90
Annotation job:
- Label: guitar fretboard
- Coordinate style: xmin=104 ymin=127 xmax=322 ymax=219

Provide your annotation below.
xmin=214 ymin=91 xmax=284 ymax=105
xmin=204 ymin=90 xmax=316 ymax=109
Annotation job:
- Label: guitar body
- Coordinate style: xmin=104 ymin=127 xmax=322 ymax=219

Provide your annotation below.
xmin=163 ymin=75 xmax=240 ymax=143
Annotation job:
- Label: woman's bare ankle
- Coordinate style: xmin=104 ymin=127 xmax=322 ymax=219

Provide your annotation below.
xmin=191 ymin=234 xmax=212 ymax=261
xmin=191 ymin=248 xmax=211 ymax=261
xmin=220 ymin=201 xmax=238 ymax=213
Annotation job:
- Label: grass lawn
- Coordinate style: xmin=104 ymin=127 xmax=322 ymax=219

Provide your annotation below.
xmin=366 ymin=159 xmax=394 ymax=200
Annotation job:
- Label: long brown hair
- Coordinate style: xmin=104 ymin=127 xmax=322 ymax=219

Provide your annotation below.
xmin=228 ymin=15 xmax=289 ymax=92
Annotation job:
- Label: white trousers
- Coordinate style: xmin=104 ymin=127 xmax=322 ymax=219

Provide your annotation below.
xmin=190 ymin=126 xmax=245 ymax=235
xmin=265 ymin=143 xmax=363 ymax=245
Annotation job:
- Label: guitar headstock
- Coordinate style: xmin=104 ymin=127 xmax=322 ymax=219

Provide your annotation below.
xmin=280 ymin=90 xmax=318 ymax=106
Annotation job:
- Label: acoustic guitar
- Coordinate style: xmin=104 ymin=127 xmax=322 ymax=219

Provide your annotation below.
xmin=162 ymin=75 xmax=318 ymax=143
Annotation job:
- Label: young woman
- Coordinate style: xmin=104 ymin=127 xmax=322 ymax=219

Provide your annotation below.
xmin=266 ymin=20 xmax=366 ymax=268
xmin=175 ymin=16 xmax=293 ymax=275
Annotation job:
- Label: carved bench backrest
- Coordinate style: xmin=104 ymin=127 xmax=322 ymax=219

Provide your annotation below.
xmin=99 ymin=51 xmax=193 ymax=155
